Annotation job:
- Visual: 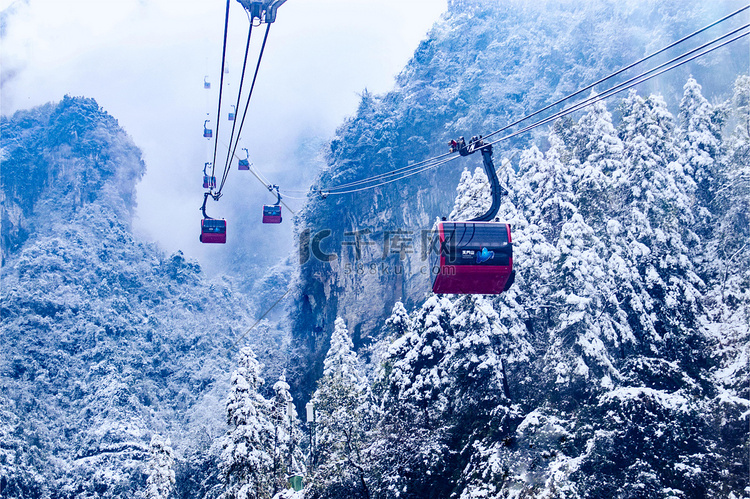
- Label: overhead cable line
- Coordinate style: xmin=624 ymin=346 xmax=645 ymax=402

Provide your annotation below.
xmin=218 ymin=22 xmax=272 ymax=196
xmin=210 ymin=0 xmax=232 ymax=185
xmin=217 ymin=19 xmax=255 ymax=195
xmin=319 ymin=26 xmax=750 ymax=196
xmin=309 ymin=151 xmax=455 ymax=192
xmin=231 ymin=287 xmax=293 ymax=350
xmin=483 ymin=27 xmax=750 ymax=148
xmin=218 ymin=138 xmax=297 ymax=214
xmin=482 ymin=3 xmax=750 ymax=141
xmin=314 ymin=6 xmax=750 ymax=195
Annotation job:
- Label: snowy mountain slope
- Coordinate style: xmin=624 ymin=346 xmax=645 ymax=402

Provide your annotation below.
xmin=287 ymin=0 xmax=749 ymax=400
xmin=288 ymin=75 xmax=749 ymax=498
xmin=355 ymin=76 xmax=749 ymax=498
xmin=281 ymin=1 xmax=750 ymax=495
xmin=0 ymin=96 xmax=275 ymax=498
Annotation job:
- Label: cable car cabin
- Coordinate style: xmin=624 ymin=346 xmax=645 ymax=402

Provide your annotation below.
xmin=238 ymin=158 xmax=250 ymax=170
xmin=204 ymin=127 xmax=213 ymax=138
xmin=431 ymin=221 xmax=514 ymax=295
xmin=204 ymin=76 xmax=211 ymax=89
xmin=203 ymin=175 xmax=217 ymax=189
xmin=200 ymin=218 xmax=226 ymax=244
xmin=262 ymin=205 xmax=282 ymax=224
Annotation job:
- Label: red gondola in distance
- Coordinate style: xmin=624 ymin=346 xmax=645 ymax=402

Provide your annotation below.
xmin=262 ymin=184 xmax=282 ymax=224
xmin=239 ymin=148 xmax=250 ymax=170
xmin=200 ymin=218 xmax=226 ymax=244
xmin=262 ymin=205 xmax=282 ymax=224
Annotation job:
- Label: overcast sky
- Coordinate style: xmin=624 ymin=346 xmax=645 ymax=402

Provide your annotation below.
xmin=1 ymin=0 xmax=447 ymax=265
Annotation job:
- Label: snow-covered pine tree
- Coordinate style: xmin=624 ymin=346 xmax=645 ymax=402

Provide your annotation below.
xmin=613 ymin=89 xmax=705 ymax=362
xmin=448 ymin=166 xmax=492 ymax=220
xmin=711 ymin=74 xmax=750 ymax=311
xmin=146 ymin=434 xmax=175 ymax=499
xmin=269 ymin=373 xmax=304 ymax=495
xmin=308 ymin=318 xmax=374 ymax=499
xmin=570 ymin=97 xmax=623 ymax=230
xmin=384 ymin=301 xmax=410 ymax=339
xmin=678 ymin=77 xmax=724 ymax=216
xmin=701 ymin=74 xmax=750 ymax=496
xmin=220 ymin=347 xmax=273 ymax=499
xmin=369 ymin=296 xmax=454 ymax=497
xmin=372 ymin=291 xmax=519 ymax=498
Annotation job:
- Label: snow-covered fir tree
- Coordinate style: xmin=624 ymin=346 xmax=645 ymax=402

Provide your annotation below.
xmin=146 ymin=434 xmax=175 ymax=499
xmin=269 ymin=373 xmax=305 ymax=495
xmin=308 ymin=318 xmax=374 ymax=499
xmin=359 ymin=76 xmax=749 ymax=498
xmin=221 ymin=347 xmax=274 ymax=499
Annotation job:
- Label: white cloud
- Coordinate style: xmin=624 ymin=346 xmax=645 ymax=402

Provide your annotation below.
xmin=1 ymin=0 xmax=447 ymax=265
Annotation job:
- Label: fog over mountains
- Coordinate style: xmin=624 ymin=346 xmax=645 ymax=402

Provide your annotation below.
xmin=1 ymin=0 xmax=748 ymax=497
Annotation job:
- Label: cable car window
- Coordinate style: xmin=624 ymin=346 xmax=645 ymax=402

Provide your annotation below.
xmin=442 ymin=223 xmax=510 ymax=266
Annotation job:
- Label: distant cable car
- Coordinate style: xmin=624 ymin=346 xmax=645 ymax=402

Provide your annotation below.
xmin=432 ymin=139 xmax=515 ymax=295
xmin=203 ymin=163 xmax=217 ymax=189
xmin=203 ymin=120 xmax=213 ymax=138
xmin=204 ymin=76 xmax=211 ymax=89
xmin=229 ymin=105 xmax=236 ymax=121
xmin=263 ymin=185 xmax=282 ymax=224
xmin=200 ymin=192 xmax=226 ymax=244
xmin=200 ymin=218 xmax=227 ymax=243
xmin=262 ymin=205 xmax=282 ymax=223
xmin=238 ymin=148 xmax=250 ymax=170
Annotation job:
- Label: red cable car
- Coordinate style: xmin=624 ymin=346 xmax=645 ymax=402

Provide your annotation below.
xmin=262 ymin=205 xmax=282 ymax=223
xmin=431 ymin=139 xmax=515 ymax=295
xmin=200 ymin=218 xmax=227 ymax=244
xmin=199 ymin=193 xmax=226 ymax=244
xmin=431 ymin=221 xmax=514 ymax=294
xmin=238 ymin=148 xmax=250 ymax=170
xmin=263 ymin=185 xmax=282 ymax=224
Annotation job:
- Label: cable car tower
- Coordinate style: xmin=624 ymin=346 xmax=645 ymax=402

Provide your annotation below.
xmin=432 ymin=137 xmax=515 ymax=294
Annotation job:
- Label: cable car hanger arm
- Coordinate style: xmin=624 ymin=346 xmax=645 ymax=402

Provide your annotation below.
xmin=456 ymin=136 xmax=502 ymax=222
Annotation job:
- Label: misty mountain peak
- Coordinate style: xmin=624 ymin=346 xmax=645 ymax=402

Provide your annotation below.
xmin=1 ymin=95 xmax=145 ymax=258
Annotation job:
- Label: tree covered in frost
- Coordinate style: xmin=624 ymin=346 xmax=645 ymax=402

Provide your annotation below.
xmin=307 ymin=318 xmax=374 ymax=499
xmin=146 ymin=435 xmax=176 ymax=499
xmin=367 ymin=297 xmax=513 ymax=498
xmin=220 ymin=347 xmax=274 ymax=499
xmin=351 ymin=76 xmax=749 ymax=498
xmin=269 ymin=373 xmax=305 ymax=495
xmin=708 ymin=75 xmax=750 ymax=312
